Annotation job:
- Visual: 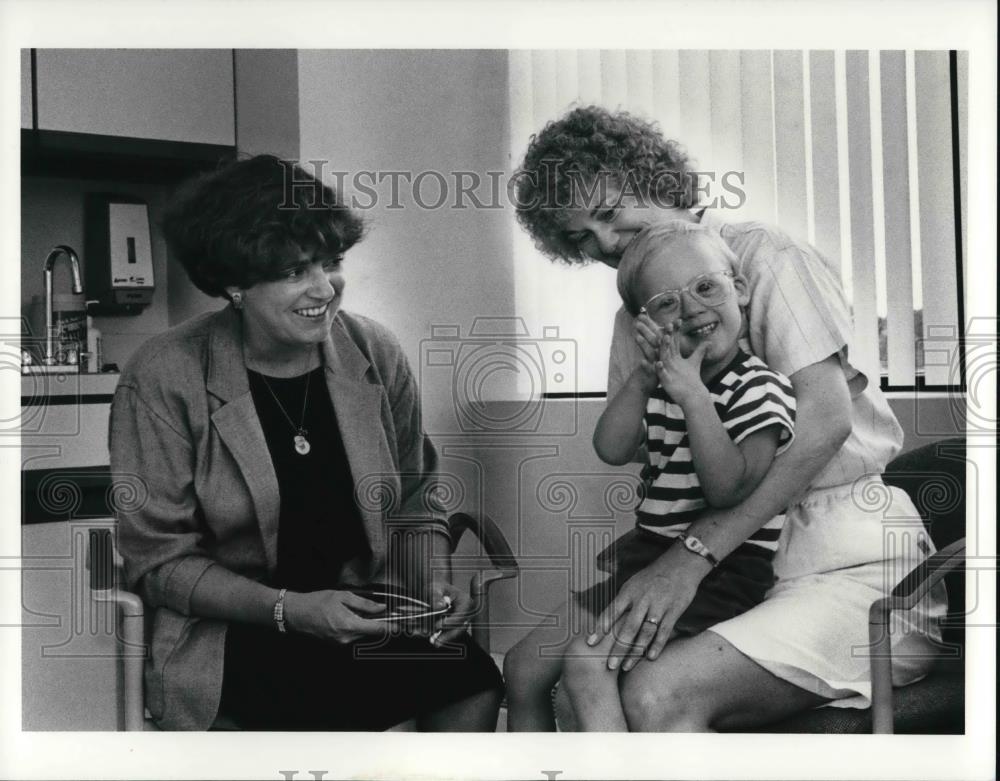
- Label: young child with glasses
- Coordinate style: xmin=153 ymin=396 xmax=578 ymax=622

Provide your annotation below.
xmin=504 ymin=221 xmax=797 ymax=730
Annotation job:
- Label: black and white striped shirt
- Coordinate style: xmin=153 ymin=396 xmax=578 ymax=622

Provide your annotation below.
xmin=637 ymin=350 xmax=796 ymax=553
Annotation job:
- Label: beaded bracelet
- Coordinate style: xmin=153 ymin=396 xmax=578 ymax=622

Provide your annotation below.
xmin=273 ymin=588 xmax=288 ymax=633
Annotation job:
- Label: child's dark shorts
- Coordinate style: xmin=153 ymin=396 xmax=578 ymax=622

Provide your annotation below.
xmin=573 ymin=526 xmax=776 ymax=637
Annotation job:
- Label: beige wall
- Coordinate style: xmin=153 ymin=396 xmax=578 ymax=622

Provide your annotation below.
xmin=297 ymin=50 xmax=515 ymax=410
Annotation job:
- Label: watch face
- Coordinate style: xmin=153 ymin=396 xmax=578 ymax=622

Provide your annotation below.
xmin=684 ymin=536 xmax=700 ymax=552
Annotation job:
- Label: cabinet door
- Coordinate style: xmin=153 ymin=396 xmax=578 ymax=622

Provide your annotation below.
xmin=35 ymin=49 xmax=235 ymax=145
xmin=21 ymin=49 xmax=33 ymax=128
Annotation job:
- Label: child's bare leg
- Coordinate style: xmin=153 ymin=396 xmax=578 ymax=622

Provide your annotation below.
xmin=503 ymin=599 xmax=573 ymax=731
xmin=561 ymin=631 xmax=629 ymax=731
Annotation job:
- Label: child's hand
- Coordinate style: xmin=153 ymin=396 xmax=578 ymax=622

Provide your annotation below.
xmin=632 ymin=311 xmax=663 ymax=393
xmin=655 ymin=321 xmax=710 ymax=404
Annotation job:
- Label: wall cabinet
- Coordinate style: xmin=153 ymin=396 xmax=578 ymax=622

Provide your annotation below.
xmin=21 ymin=49 xmax=32 ymax=128
xmin=34 ymin=49 xmax=235 ymax=145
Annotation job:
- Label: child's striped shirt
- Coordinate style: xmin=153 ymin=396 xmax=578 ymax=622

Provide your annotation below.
xmin=637 ymin=349 xmax=796 ymax=553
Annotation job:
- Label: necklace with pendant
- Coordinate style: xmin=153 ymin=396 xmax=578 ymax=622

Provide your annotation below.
xmin=258 ymin=367 xmax=313 ymax=456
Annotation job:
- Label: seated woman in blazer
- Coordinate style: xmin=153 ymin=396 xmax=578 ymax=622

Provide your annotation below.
xmin=109 ymin=154 xmax=503 ymax=731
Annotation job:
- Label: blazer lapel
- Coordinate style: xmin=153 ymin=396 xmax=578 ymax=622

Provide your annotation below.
xmin=201 ymin=309 xmax=395 ymax=578
xmin=205 ymin=309 xmax=282 ymax=573
xmin=323 ymin=317 xmax=394 ymax=566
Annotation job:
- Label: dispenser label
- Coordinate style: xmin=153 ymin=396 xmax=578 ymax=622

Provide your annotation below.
xmin=109 ymin=203 xmax=154 ymax=288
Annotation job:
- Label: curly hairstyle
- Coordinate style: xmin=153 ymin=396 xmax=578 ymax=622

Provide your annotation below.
xmin=162 ymin=154 xmax=365 ymax=298
xmin=513 ymin=106 xmax=699 ymax=264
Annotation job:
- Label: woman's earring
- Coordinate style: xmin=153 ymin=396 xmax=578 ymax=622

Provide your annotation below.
xmin=231 ymin=292 xmax=244 ymax=311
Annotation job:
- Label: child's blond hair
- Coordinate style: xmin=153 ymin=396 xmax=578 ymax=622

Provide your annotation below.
xmin=616 ymin=222 xmax=740 ymax=316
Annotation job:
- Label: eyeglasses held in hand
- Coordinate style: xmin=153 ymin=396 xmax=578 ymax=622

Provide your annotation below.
xmin=639 ymin=271 xmax=736 ymax=319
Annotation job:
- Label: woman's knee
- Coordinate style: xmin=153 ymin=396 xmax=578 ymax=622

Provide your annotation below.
xmin=503 ymin=636 xmax=550 ymax=698
xmin=620 ymin=668 xmax=711 ymax=732
xmin=560 ymin=635 xmax=610 ymax=695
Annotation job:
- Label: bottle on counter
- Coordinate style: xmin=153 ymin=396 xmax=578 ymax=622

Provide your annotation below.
xmin=52 ymin=293 xmax=87 ymax=365
xmin=85 ymin=315 xmax=103 ymax=374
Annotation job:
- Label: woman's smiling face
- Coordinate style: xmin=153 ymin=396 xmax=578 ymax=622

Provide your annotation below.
xmin=234 ymin=248 xmax=345 ymax=358
xmin=559 ymin=180 xmax=695 ymax=268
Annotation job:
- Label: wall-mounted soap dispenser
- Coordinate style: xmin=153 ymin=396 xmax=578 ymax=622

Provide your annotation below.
xmin=84 ymin=194 xmax=155 ymax=315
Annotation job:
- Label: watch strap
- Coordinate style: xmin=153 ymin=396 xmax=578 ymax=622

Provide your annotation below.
xmin=678 ymin=533 xmax=720 ymax=567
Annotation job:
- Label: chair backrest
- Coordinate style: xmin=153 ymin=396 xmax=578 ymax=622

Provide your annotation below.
xmin=882 ymin=437 xmax=966 ymax=647
xmin=883 ymin=437 xmax=966 ymax=550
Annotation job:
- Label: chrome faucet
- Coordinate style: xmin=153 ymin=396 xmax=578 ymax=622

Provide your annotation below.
xmin=43 ymin=245 xmax=84 ymax=366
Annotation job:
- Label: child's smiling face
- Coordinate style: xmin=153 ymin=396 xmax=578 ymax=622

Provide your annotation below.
xmin=634 ymin=234 xmax=749 ymax=378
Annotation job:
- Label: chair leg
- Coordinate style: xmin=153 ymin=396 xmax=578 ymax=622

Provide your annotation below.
xmin=121 ymin=611 xmax=147 ymax=732
xmin=868 ymin=598 xmax=895 ymax=734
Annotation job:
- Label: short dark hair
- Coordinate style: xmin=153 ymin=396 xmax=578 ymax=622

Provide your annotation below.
xmin=514 ymin=106 xmax=699 ymax=264
xmin=162 ymin=154 xmax=365 ymax=297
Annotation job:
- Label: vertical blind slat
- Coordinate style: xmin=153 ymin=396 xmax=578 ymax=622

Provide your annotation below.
xmin=914 ymin=50 xmax=960 ymax=386
xmin=577 ymin=50 xmax=603 ymax=106
xmin=626 ymin=50 xmax=655 ymax=120
xmin=773 ymin=51 xmax=809 ymax=241
xmin=809 ymin=50 xmax=843 ymax=265
xmin=555 ymin=50 xmax=579 ymax=111
xmin=678 ymin=50 xmax=713 ymax=179
xmin=652 ymin=51 xmax=682 ymax=136
xmin=600 ymin=50 xmax=628 ymax=109
xmin=904 ymin=50 xmax=925 ymax=365
xmin=880 ymin=50 xmax=917 ymax=385
xmin=867 ymin=50 xmax=890 ymax=375
xmin=802 ymin=53 xmax=816 ymax=245
xmin=531 ymin=51 xmax=559 ymax=132
xmin=833 ymin=51 xmax=855 ymax=292
xmin=739 ymin=50 xmax=777 ymax=223
xmin=709 ymin=50 xmax=743 ymax=205
xmin=845 ymin=50 xmax=881 ymax=382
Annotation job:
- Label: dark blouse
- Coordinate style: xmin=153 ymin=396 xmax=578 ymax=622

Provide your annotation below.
xmin=220 ymin=368 xmax=503 ymax=731
xmin=247 ymin=366 xmax=371 ymax=592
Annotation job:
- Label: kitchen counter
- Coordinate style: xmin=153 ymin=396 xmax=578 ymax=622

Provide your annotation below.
xmin=22 ymin=371 xmax=120 ymax=403
xmin=21 ymin=372 xmax=120 ymax=473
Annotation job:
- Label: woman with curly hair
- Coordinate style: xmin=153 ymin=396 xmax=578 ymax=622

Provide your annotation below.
xmin=109 ymin=154 xmax=504 ymax=730
xmin=503 ymin=106 xmax=945 ymax=731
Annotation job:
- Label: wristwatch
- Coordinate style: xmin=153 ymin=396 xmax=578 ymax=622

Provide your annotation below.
xmin=677 ymin=533 xmax=720 ymax=567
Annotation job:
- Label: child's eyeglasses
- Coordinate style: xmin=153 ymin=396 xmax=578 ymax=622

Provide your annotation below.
xmin=639 ymin=271 xmax=736 ymax=318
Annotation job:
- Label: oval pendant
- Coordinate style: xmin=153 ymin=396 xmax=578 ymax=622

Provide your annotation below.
xmin=294 ymin=435 xmax=311 ymax=455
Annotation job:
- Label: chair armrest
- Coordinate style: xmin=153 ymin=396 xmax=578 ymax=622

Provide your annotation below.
xmin=87 ymin=525 xmax=147 ymax=731
xmin=885 ymin=537 xmax=966 ymax=611
xmin=868 ymin=536 xmax=965 ymax=734
xmin=447 ymin=513 xmax=520 ymax=652
xmin=447 ymin=512 xmax=519 ymax=576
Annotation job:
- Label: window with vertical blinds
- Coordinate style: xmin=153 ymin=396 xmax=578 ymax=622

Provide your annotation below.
xmin=509 ymin=50 xmax=967 ymax=395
